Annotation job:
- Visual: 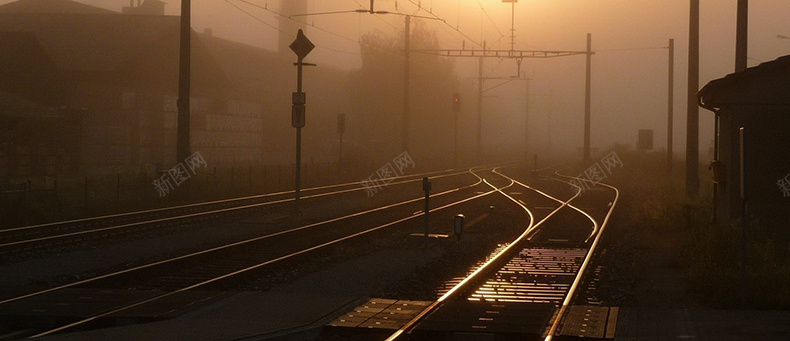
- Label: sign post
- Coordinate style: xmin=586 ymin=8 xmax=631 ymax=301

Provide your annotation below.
xmin=423 ymin=177 xmax=431 ymax=241
xmin=739 ymin=126 xmax=747 ymax=306
xmin=337 ymin=113 xmax=345 ymax=175
xmin=290 ymin=29 xmax=315 ymax=214
xmin=452 ymin=93 xmax=460 ymax=168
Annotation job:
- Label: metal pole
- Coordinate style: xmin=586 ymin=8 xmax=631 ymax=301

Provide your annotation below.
xmin=424 ymin=189 xmax=429 ymax=240
xmin=712 ymin=112 xmax=719 ymax=224
xmin=177 ymin=0 xmax=191 ymax=163
xmin=548 ymin=97 xmax=553 ymax=152
xmin=739 ymin=126 xmax=747 ymax=306
xmin=402 ymin=15 xmax=411 ymax=152
xmin=510 ymin=2 xmax=515 ymax=52
xmin=339 ymin=132 xmax=343 ymax=174
xmin=525 ymin=77 xmax=530 ymax=161
xmin=454 ymin=106 xmax=458 ymax=169
xmin=668 ymin=38 xmax=674 ymax=173
xmin=584 ymin=33 xmax=592 ymax=163
xmin=477 ymin=56 xmax=483 ymax=158
xmin=735 ymin=0 xmax=749 ymax=72
xmin=686 ymin=0 xmax=700 ymax=198
xmin=423 ymin=177 xmax=430 ymax=240
xmin=295 ymin=57 xmax=303 ymax=214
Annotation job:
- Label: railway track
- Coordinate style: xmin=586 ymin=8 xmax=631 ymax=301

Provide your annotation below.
xmin=0 ymin=166 xmax=515 ymax=338
xmin=0 ymin=167 xmax=474 ymax=257
xmin=384 ymin=164 xmax=619 ymax=341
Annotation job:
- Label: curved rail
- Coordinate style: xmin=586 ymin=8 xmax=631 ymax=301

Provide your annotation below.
xmin=493 ymin=167 xmax=598 ymax=242
xmin=385 ymin=165 xmax=586 ymax=341
xmin=5 ymin=167 xmax=506 ymax=338
xmin=0 ymin=167 xmax=488 ymax=307
xmin=542 ymin=167 xmax=619 ymax=341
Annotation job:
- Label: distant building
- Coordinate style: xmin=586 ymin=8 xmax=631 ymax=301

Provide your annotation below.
xmin=0 ymin=31 xmax=80 ymax=177
xmin=0 ymin=0 xmax=302 ymax=176
xmin=0 ymin=0 xmax=348 ymax=177
xmin=698 ymin=55 xmax=790 ymax=228
xmin=0 ymin=0 xmax=115 ymax=15
xmin=0 ymin=90 xmax=81 ymax=177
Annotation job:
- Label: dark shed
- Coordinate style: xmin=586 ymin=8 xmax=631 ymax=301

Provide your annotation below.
xmin=698 ymin=55 xmax=790 ymax=229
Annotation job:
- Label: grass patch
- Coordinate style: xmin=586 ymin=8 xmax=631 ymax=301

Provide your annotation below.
xmin=604 ymin=146 xmax=790 ymax=309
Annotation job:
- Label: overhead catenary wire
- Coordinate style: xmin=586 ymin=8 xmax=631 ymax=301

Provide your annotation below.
xmin=403 ymin=0 xmax=482 ymax=48
xmin=223 ymin=0 xmax=287 ymax=35
xmin=476 ymin=0 xmax=505 ymax=40
xmin=483 ymin=79 xmax=516 ymax=93
xmin=234 ymin=0 xmax=361 ymax=45
xmin=225 ymin=0 xmax=361 ymax=55
xmin=263 ymin=0 xmax=456 ymax=65
xmin=224 ymin=0 xmax=473 ymax=71
xmin=352 ymin=0 xmax=401 ymax=30
xmin=233 ymin=0 xmax=436 ymax=61
xmin=596 ymin=46 xmax=666 ymax=52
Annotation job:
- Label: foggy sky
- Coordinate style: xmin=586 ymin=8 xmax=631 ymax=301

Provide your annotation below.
xmin=3 ymin=0 xmax=790 ymax=157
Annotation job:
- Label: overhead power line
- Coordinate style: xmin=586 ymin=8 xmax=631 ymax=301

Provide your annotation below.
xmin=476 ymin=0 xmax=505 ymax=40
xmin=223 ymin=0 xmax=286 ymax=35
xmin=403 ymin=0 xmax=481 ymax=47
xmin=234 ymin=0 xmax=362 ymax=46
xmin=225 ymin=0 xmax=362 ymax=55
xmin=596 ymin=46 xmax=666 ymax=52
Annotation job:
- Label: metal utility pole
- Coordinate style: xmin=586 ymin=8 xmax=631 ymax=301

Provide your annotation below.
xmin=668 ymin=38 xmax=674 ymax=173
xmin=735 ymin=0 xmax=748 ymax=72
xmin=338 ymin=113 xmax=345 ymax=174
xmin=686 ymin=0 xmax=700 ymax=198
xmin=583 ymin=33 xmax=592 ymax=163
xmin=477 ymin=56 xmax=484 ymax=157
xmin=452 ymin=93 xmax=460 ymax=168
xmin=524 ymin=77 xmax=530 ymax=159
xmin=177 ymin=0 xmax=191 ymax=163
xmin=403 ymin=15 xmax=411 ymax=152
xmin=453 ymin=106 xmax=458 ymax=168
xmin=413 ymin=41 xmax=590 ymax=161
xmin=508 ymin=0 xmax=516 ymax=52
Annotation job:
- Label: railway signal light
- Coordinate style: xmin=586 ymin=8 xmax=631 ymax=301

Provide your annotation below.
xmin=452 ymin=93 xmax=461 ymax=112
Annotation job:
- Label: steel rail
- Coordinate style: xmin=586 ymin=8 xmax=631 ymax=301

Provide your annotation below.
xmin=495 ymin=168 xmax=599 ymax=242
xmin=543 ymin=168 xmax=620 ymax=341
xmin=0 ymin=168 xmax=483 ymax=249
xmin=1 ymin=167 xmax=489 ymax=308
xmin=1 ymin=167 xmax=466 ymax=234
xmin=385 ymin=166 xmax=584 ymax=341
xmin=27 ymin=167 xmax=503 ymax=338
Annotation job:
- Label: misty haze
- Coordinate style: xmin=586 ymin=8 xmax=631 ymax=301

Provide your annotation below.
xmin=1 ymin=0 xmax=789 ymax=340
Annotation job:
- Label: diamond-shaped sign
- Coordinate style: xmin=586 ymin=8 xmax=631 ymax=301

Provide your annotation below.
xmin=290 ymin=29 xmax=315 ymax=59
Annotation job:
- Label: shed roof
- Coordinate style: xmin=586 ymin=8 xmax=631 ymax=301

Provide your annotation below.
xmin=698 ymin=55 xmax=790 ymax=110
